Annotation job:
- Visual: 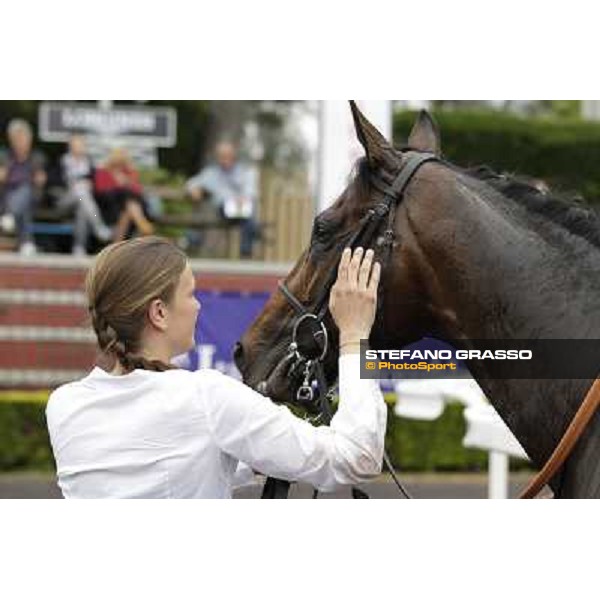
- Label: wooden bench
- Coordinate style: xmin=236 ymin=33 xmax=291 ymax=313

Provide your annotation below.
xmin=153 ymin=213 xmax=274 ymax=260
xmin=150 ymin=188 xmax=275 ymax=259
xmin=6 ymin=184 xmax=274 ymax=259
xmin=27 ymin=203 xmax=76 ymax=252
xmin=154 ymin=214 xmax=243 ymax=259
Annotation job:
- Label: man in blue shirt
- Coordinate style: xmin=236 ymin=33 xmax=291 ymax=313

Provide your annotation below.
xmin=186 ymin=141 xmax=259 ymax=258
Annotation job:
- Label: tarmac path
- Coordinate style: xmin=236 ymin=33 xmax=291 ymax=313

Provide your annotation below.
xmin=0 ymin=472 xmax=536 ymax=499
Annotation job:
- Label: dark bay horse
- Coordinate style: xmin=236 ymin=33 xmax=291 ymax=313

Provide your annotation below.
xmin=235 ymin=103 xmax=600 ymax=498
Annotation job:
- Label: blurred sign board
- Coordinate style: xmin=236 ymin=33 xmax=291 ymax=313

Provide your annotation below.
xmin=39 ymin=102 xmax=177 ymax=145
xmin=38 ymin=102 xmax=177 ymax=167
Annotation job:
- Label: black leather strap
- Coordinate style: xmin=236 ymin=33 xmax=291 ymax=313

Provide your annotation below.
xmin=387 ymin=151 xmax=438 ymax=201
xmin=278 ymin=280 xmax=308 ymax=315
xmin=261 ymin=477 xmax=291 ymax=499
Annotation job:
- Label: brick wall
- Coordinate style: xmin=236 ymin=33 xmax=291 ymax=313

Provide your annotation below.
xmin=0 ymin=255 xmax=288 ymax=389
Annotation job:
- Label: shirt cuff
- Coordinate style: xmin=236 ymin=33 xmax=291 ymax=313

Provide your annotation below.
xmin=339 ymin=352 xmax=362 ymax=376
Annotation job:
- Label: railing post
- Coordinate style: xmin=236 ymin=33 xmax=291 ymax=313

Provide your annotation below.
xmin=488 ymin=450 xmax=509 ymax=499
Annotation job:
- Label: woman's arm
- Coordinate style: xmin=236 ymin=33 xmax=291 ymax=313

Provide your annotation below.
xmin=199 ymin=357 xmax=386 ymax=492
xmin=199 ymin=247 xmax=385 ymax=492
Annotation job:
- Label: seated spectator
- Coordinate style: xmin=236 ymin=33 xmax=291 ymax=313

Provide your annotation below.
xmin=94 ymin=148 xmax=154 ymax=242
xmin=185 ymin=140 xmax=260 ymax=258
xmin=57 ymin=135 xmax=112 ymax=256
xmin=0 ymin=119 xmax=47 ymax=255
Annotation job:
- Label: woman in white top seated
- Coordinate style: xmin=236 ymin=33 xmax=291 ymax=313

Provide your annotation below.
xmin=46 ymin=236 xmax=385 ymax=498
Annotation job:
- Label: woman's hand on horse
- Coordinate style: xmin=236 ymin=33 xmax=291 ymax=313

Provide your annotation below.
xmin=329 ymin=247 xmax=380 ymax=351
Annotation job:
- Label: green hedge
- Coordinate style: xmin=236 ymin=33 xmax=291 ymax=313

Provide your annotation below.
xmin=386 ymin=400 xmax=488 ymax=472
xmin=0 ymin=401 xmax=55 ymax=471
xmin=0 ymin=394 xmax=523 ymax=473
xmin=394 ymin=109 xmax=600 ymax=201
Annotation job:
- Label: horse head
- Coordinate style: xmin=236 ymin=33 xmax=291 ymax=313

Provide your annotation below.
xmin=234 ymin=102 xmax=451 ymax=407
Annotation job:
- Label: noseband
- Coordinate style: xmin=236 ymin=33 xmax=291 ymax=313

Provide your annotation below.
xmin=259 ymin=151 xmax=439 ymax=499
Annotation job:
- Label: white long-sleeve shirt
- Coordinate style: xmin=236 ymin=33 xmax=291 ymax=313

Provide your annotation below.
xmin=45 ymin=354 xmax=386 ymax=499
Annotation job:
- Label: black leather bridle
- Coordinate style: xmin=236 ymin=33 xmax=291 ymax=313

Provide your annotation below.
xmin=260 ymin=151 xmax=439 ymax=499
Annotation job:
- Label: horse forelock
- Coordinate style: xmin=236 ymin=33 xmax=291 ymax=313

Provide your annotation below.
xmin=310 ymin=157 xmax=396 ymax=256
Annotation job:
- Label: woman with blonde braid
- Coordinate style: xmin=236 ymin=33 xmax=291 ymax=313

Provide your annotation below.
xmin=46 ymin=236 xmax=385 ymax=498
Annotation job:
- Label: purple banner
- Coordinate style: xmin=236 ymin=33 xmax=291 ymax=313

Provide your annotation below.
xmin=173 ymin=290 xmax=271 ymax=378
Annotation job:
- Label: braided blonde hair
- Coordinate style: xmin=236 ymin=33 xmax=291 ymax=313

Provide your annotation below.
xmin=85 ymin=236 xmax=188 ymax=373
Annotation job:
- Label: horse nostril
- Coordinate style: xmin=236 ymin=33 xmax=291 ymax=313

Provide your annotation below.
xmin=233 ymin=342 xmax=244 ymax=370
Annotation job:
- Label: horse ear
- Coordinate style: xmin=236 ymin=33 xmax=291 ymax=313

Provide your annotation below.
xmin=407 ymin=110 xmax=441 ymax=155
xmin=349 ymin=101 xmax=393 ymax=165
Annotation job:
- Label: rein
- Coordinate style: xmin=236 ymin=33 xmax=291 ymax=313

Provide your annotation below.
xmin=519 ymin=378 xmax=600 ymax=498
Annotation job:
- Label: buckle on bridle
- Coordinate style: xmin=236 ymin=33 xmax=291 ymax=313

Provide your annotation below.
xmin=296 ymin=360 xmax=315 ymax=404
xmin=287 ymin=313 xmax=329 ymax=409
xmin=291 ymin=313 xmax=329 ymax=362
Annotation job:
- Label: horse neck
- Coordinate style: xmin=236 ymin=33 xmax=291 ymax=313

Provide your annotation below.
xmin=406 ymin=174 xmax=600 ymax=497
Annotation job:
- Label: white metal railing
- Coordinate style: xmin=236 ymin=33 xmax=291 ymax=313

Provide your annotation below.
xmin=394 ymin=378 xmax=529 ymax=499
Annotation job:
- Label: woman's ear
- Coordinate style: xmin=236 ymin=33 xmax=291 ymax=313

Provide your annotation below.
xmin=147 ymin=298 xmax=169 ymax=332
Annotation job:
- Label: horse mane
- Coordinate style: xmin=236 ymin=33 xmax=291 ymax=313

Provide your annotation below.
xmin=462 ymin=164 xmax=600 ymax=249
xmin=320 ymin=155 xmax=600 ymax=251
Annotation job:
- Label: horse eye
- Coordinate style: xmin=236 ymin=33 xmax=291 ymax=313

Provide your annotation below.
xmin=317 ymin=218 xmax=336 ymax=239
xmin=311 ymin=216 xmax=343 ymax=255
xmin=311 ymin=219 xmax=325 ymax=243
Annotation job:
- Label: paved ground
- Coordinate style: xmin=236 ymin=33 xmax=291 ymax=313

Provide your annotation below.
xmin=234 ymin=472 xmax=536 ymax=499
xmin=0 ymin=471 xmax=537 ymax=499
